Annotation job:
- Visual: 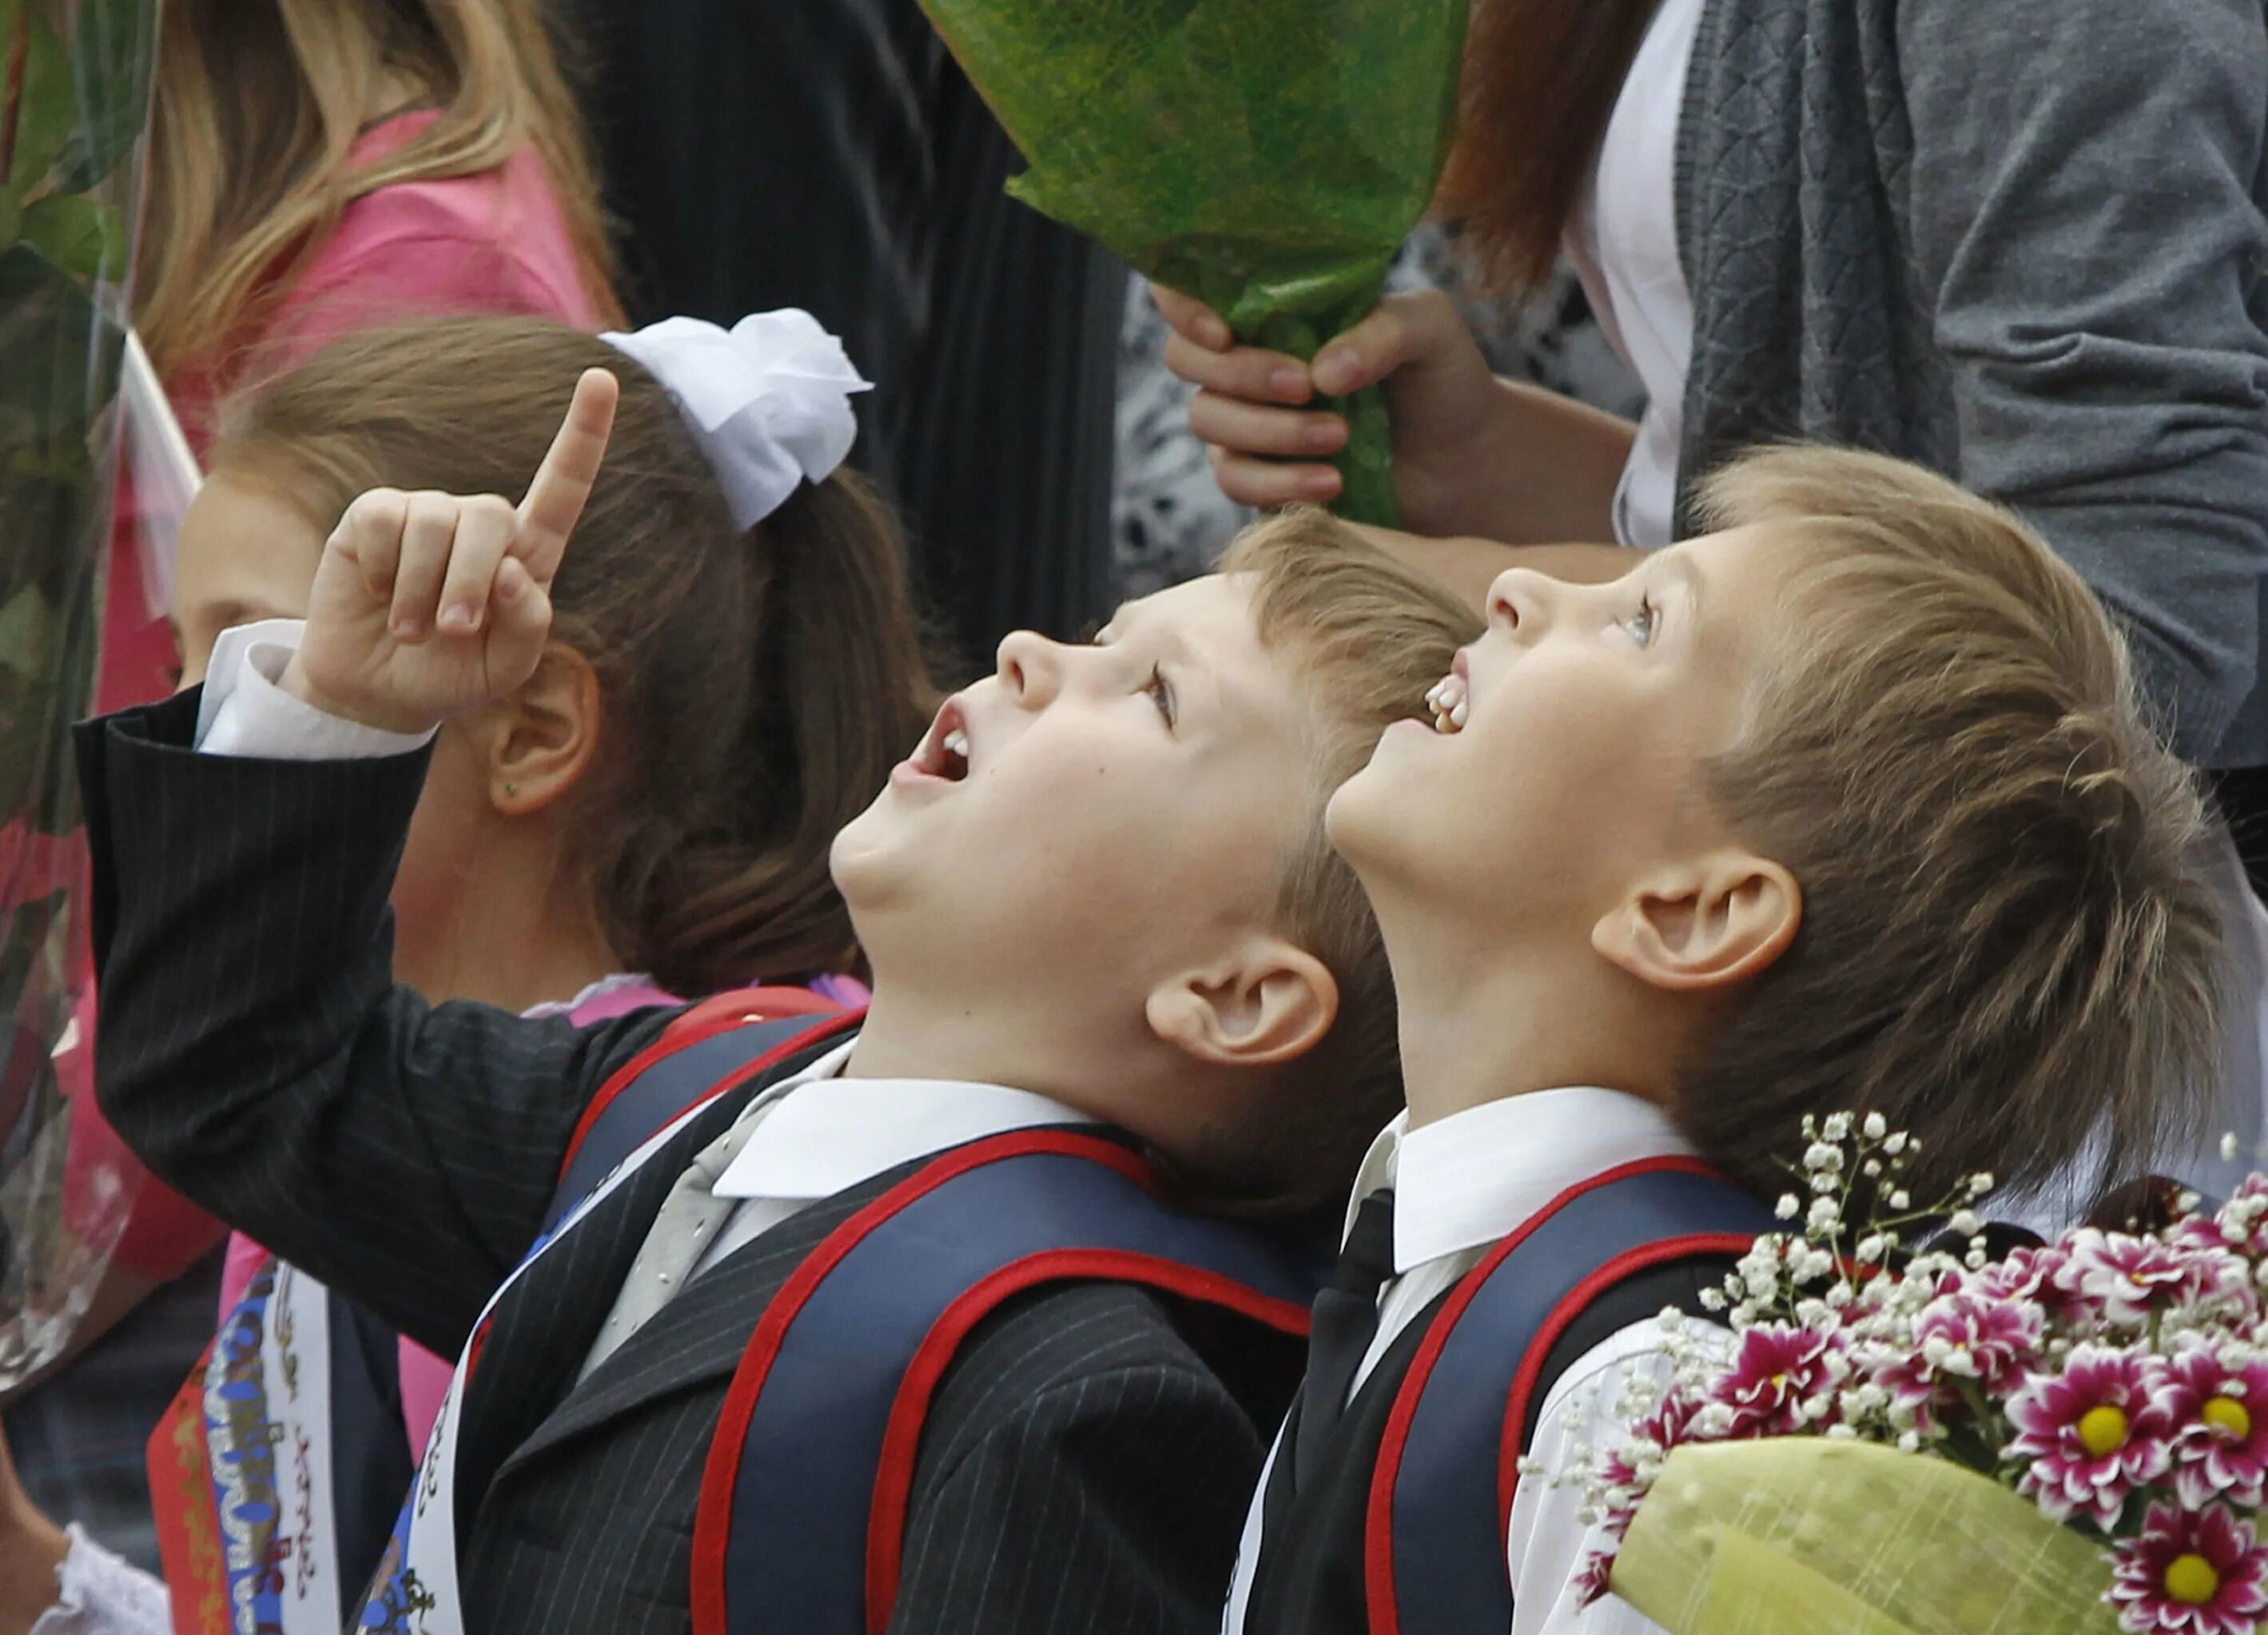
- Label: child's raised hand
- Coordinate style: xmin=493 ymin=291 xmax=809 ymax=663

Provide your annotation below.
xmin=281 ymin=368 xmax=619 ymax=735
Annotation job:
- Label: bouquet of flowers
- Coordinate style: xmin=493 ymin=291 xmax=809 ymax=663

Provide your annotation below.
xmin=1576 ymin=1116 xmax=2268 ymax=1635
xmin=914 ymin=0 xmax=1468 ymax=527
xmin=0 ymin=0 xmax=161 ymax=1384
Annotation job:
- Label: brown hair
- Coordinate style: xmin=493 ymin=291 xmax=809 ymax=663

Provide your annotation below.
xmin=1215 ymin=512 xmax=1483 ymax=1208
xmin=139 ymin=0 xmax=622 ymax=378
xmin=1434 ymin=0 xmax=1658 ymax=295
xmin=1679 ymin=447 xmax=2223 ymax=1207
xmin=213 ymin=314 xmax=940 ymax=994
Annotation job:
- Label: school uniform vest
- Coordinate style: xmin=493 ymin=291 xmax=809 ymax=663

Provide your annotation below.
xmin=183 ymin=1008 xmax=1324 ymax=1635
xmin=1237 ymin=1159 xmax=1775 ymax=1635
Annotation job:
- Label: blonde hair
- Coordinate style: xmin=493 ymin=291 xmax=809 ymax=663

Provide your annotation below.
xmin=1680 ymin=447 xmax=2223 ymax=1207
xmin=1212 ymin=511 xmax=1482 ymax=1207
xmin=138 ymin=0 xmax=621 ymax=378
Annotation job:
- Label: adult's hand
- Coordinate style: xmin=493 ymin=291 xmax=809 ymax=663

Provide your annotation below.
xmin=1155 ymin=288 xmax=1506 ymax=534
xmin=1155 ymin=286 xmax=1635 ymax=544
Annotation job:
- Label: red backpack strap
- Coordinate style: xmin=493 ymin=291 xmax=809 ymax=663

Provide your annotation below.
xmin=551 ymin=1008 xmax=864 ymax=1226
xmin=690 ymin=1129 xmax=1322 ymax=1635
xmin=1365 ymin=1157 xmax=1774 ymax=1635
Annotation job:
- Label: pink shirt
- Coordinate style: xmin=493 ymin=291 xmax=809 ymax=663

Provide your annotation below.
xmin=77 ymin=113 xmax=607 ymax=1289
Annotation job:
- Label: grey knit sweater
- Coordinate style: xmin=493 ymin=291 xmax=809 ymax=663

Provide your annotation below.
xmin=1673 ymin=0 xmax=2268 ymax=764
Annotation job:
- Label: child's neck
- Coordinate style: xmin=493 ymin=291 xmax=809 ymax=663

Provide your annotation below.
xmin=1378 ymin=907 xmax=1688 ymax=1132
xmin=398 ymin=869 xmax=623 ymax=1014
xmin=844 ymin=981 xmax=1068 ymax=1093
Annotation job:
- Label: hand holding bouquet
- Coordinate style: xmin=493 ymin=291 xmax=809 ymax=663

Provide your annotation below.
xmin=915 ymin=0 xmax=1466 ymax=525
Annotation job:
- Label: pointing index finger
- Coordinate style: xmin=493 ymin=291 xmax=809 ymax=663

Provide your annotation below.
xmin=515 ymin=368 xmax=619 ymax=585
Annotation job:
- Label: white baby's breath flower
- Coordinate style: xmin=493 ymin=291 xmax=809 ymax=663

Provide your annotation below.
xmin=1856 ymin=1234 xmax=1887 ymax=1263
xmin=1883 ymin=1133 xmax=1908 ymax=1156
xmin=1968 ymin=1173 xmax=1995 ymax=1199
xmin=1949 ymin=1211 xmax=1981 ymax=1238
xmin=1807 ymin=1197 xmax=1842 ymax=1233
xmin=1804 ymin=1142 xmax=1845 ymax=1175
xmin=1888 ymin=1190 xmax=1912 ymax=1211
xmin=1823 ymin=1113 xmax=1854 ymax=1142
xmin=1776 ymin=1193 xmax=1800 ymax=1220
xmin=1898 ymin=1430 xmax=1923 ymax=1454
xmin=2223 ymin=1132 xmax=2243 ymax=1163
xmin=1862 ymin=1113 xmax=1888 ymax=1140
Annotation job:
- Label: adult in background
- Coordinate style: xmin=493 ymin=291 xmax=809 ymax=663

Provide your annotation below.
xmin=1160 ymin=0 xmax=2268 ymax=842
xmin=563 ymin=0 xmax=1124 ymax=658
xmin=11 ymin=0 xmax=621 ymax=1569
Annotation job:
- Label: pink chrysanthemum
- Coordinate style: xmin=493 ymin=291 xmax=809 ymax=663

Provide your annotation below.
xmin=2056 ymin=1231 xmax=2230 ymax=1327
xmin=2110 ymin=1502 xmax=2268 ymax=1635
xmin=2007 ymin=1344 xmax=2175 ymax=1528
xmin=2162 ymin=1348 xmax=2268 ymax=1510
xmin=1970 ymin=1242 xmax=2071 ymax=1307
xmin=1708 ymin=1323 xmax=1844 ymax=1439
xmin=1876 ymin=1288 xmax=2043 ymax=1414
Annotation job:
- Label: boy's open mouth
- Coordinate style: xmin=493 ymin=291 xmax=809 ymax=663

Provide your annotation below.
xmin=1423 ymin=652 xmax=1470 ymax=734
xmin=901 ymin=698 xmax=974 ymax=785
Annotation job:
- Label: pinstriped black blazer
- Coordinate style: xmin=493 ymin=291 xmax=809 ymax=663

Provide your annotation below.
xmin=78 ymin=693 xmax=1306 ymax=1635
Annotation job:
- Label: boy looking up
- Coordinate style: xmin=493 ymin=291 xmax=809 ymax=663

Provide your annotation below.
xmin=78 ymin=373 xmax=1478 ymax=1635
xmin=1229 ymin=447 xmax=2223 ymax=1635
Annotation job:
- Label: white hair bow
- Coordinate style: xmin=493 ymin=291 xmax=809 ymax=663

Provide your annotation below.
xmin=599 ymin=310 xmax=872 ymax=530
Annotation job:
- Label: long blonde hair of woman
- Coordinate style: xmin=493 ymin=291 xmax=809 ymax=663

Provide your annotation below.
xmin=137 ymin=0 xmax=623 ymax=378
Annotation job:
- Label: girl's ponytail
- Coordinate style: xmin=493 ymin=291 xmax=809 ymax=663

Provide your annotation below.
xmin=628 ymin=471 xmax=938 ymax=992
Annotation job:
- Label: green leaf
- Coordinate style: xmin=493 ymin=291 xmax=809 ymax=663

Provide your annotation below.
xmin=18 ymin=193 xmax=117 ymax=278
xmin=2 ymin=11 xmax=74 ymax=204
xmin=0 ymin=241 xmax=110 ymax=435
xmin=53 ymin=0 xmax=157 ymax=193
xmin=0 ymin=586 xmax=55 ymax=682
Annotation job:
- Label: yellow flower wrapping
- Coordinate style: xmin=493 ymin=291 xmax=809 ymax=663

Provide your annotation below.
xmin=1609 ymin=1440 xmax=2121 ymax=1635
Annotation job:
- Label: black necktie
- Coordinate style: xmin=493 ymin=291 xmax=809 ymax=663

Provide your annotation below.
xmin=1294 ymin=1189 xmax=1398 ymax=1485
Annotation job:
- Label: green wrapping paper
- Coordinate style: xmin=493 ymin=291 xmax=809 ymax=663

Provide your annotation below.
xmin=1612 ymin=1442 xmax=2122 ymax=1635
xmin=917 ymin=0 xmax=1468 ymax=526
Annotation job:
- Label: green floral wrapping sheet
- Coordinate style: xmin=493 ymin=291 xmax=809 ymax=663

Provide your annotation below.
xmin=918 ymin=0 xmax=1468 ymax=525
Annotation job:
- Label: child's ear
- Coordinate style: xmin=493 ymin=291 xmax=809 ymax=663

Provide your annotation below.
xmin=1144 ymin=940 xmax=1340 ymax=1070
xmin=461 ymin=644 xmax=603 ymax=817
xmin=1592 ymin=849 xmax=1800 ymax=994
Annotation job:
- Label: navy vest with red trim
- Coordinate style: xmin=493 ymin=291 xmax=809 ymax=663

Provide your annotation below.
xmin=1238 ymin=1157 xmax=1775 ymax=1635
xmin=523 ymin=1012 xmax=1327 ymax=1635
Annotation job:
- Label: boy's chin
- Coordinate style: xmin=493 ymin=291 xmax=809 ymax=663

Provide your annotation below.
xmin=1322 ymin=770 xmax=1393 ymax=871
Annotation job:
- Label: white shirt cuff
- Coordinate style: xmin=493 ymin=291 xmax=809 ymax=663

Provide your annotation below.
xmin=195 ymin=619 xmax=436 ymax=760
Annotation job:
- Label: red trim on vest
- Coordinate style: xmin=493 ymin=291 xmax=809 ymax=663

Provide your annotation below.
xmin=691 ymin=1131 xmax=1161 ymax=1635
xmin=149 ymin=1339 xmax=226 ymax=1635
xmin=559 ymin=1006 xmax=864 ymax=1180
xmin=1363 ymin=1155 xmax=1733 ymax=1635
xmin=1495 ymin=1230 xmax=1759 ymax=1527
xmin=864 ymin=1250 xmax=1313 ymax=1634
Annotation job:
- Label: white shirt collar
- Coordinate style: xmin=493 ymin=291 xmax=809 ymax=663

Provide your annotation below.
xmin=1348 ymin=1088 xmax=1694 ymax=1275
xmin=713 ymin=1039 xmax=1102 ymax=1202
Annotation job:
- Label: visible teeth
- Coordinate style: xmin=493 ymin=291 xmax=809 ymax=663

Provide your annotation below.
xmin=1425 ymin=671 xmax=1467 ymax=734
xmin=942 ymin=727 xmax=969 ymax=759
